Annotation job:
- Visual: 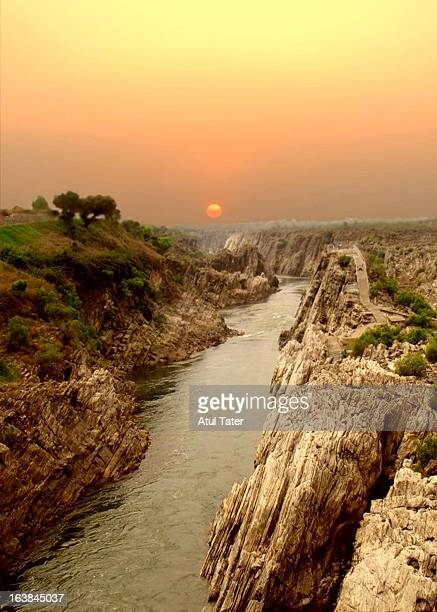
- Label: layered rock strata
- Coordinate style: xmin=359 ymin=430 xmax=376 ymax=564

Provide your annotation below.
xmin=202 ymin=250 xmax=436 ymax=611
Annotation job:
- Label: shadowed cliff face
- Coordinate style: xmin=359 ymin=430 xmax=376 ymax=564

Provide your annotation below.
xmin=201 ymin=250 xmax=437 ymax=611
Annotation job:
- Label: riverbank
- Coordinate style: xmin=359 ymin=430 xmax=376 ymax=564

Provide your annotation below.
xmin=7 ymin=279 xmax=307 ymax=610
xmin=0 ymin=219 xmax=278 ymax=573
xmin=202 ymin=247 xmax=437 ymax=611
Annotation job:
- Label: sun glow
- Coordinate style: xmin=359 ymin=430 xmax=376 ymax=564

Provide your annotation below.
xmin=206 ymin=203 xmax=223 ymax=219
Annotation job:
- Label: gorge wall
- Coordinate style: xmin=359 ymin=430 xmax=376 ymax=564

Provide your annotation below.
xmin=201 ymin=249 xmax=437 ymax=611
xmin=0 ymin=223 xmax=277 ymax=573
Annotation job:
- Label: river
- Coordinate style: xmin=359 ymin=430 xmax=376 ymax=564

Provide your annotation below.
xmin=14 ymin=278 xmax=306 ymax=612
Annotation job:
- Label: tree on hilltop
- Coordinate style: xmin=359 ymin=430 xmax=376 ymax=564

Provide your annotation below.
xmin=80 ymin=195 xmax=119 ymax=227
xmin=32 ymin=195 xmax=49 ymax=211
xmin=53 ymin=191 xmax=81 ymax=224
xmin=52 ymin=192 xmax=120 ymax=227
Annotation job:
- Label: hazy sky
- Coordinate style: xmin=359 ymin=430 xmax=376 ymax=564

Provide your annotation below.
xmin=1 ymin=1 xmax=437 ymax=224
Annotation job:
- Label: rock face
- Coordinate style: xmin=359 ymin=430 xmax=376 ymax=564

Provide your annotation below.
xmin=188 ymin=245 xmax=278 ymax=308
xmin=0 ymin=239 xmax=278 ymax=573
xmin=336 ymin=463 xmax=437 ymax=612
xmin=201 ymin=249 xmax=437 ymax=611
xmin=224 ymin=231 xmax=330 ymax=276
xmin=0 ymin=368 xmax=148 ymax=571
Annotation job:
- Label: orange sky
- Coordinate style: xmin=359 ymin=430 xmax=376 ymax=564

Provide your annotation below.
xmin=1 ymin=1 xmax=437 ymax=224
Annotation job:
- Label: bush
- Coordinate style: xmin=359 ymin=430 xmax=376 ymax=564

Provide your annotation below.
xmin=403 ymin=327 xmax=429 ymax=345
xmin=0 ymin=359 xmax=16 ymax=382
xmin=395 ymin=352 xmax=428 ymax=377
xmin=32 ymin=195 xmax=49 ymax=211
xmin=425 ymin=338 xmax=437 ymax=363
xmin=35 ymin=341 xmax=64 ymax=378
xmin=7 ymin=316 xmax=30 ymax=351
xmin=395 ymin=290 xmax=417 ymax=308
xmin=352 ymin=324 xmax=402 ymax=357
xmin=338 ymin=254 xmax=351 ymax=268
xmin=61 ymin=284 xmax=82 ymax=310
xmin=155 ymin=236 xmax=172 ymax=254
xmin=11 ymin=279 xmax=27 ymax=295
xmin=174 ymin=273 xmax=184 ymax=285
xmin=44 ymin=302 xmax=76 ymax=320
xmin=416 ymin=435 xmax=437 ymax=471
xmin=407 ymin=312 xmax=433 ymax=328
xmin=0 ymin=246 xmax=30 ymax=269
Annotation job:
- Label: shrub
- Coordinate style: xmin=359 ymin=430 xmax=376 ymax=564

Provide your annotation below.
xmin=44 ymin=302 xmax=76 ymax=320
xmin=62 ymin=284 xmax=82 ymax=310
xmin=0 ymin=359 xmax=16 ymax=382
xmin=395 ymin=352 xmax=428 ymax=377
xmin=11 ymin=279 xmax=27 ymax=295
xmin=416 ymin=435 xmax=437 ymax=471
xmin=403 ymin=327 xmax=429 ymax=345
xmin=7 ymin=316 xmax=30 ymax=351
xmin=2 ymin=422 xmax=21 ymax=445
xmin=407 ymin=312 xmax=433 ymax=328
xmin=338 ymin=254 xmax=351 ymax=268
xmin=174 ymin=273 xmax=184 ymax=285
xmin=425 ymin=338 xmax=437 ymax=363
xmin=395 ymin=290 xmax=417 ymax=308
xmin=155 ymin=236 xmax=172 ymax=254
xmin=32 ymin=195 xmax=49 ymax=211
xmin=352 ymin=324 xmax=402 ymax=356
xmin=0 ymin=246 xmax=30 ymax=269
xmin=35 ymin=341 xmax=64 ymax=378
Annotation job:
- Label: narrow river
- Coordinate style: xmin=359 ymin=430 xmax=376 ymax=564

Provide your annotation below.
xmin=15 ymin=278 xmax=306 ymax=612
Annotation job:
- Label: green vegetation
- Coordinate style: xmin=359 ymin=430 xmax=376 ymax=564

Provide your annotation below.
xmin=0 ymin=223 xmax=45 ymax=247
xmin=11 ymin=279 xmax=27 ymax=295
xmin=32 ymin=196 xmax=49 ymax=211
xmin=174 ymin=272 xmax=184 ymax=285
xmin=425 ymin=337 xmax=437 ymax=362
xmin=395 ymin=352 xmax=428 ymax=377
xmin=1 ymin=422 xmax=21 ymax=446
xmin=403 ymin=327 xmax=429 ymax=345
xmin=338 ymin=254 xmax=351 ymax=268
xmin=7 ymin=317 xmax=30 ymax=351
xmin=53 ymin=191 xmax=119 ymax=227
xmin=407 ymin=312 xmax=433 ymax=328
xmin=0 ymin=359 xmax=17 ymax=382
xmin=352 ymin=324 xmax=402 ymax=357
xmin=367 ymin=252 xmax=399 ymax=298
xmin=35 ymin=341 xmax=64 ymax=378
xmin=416 ymin=435 xmax=437 ymax=472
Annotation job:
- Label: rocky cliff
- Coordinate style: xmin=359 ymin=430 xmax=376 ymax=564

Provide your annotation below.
xmin=0 ymin=367 xmax=148 ymax=571
xmin=0 ymin=222 xmax=277 ymax=573
xmin=202 ymin=249 xmax=436 ymax=611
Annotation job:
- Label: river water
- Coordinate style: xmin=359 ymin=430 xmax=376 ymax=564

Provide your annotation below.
xmin=15 ymin=279 xmax=306 ymax=612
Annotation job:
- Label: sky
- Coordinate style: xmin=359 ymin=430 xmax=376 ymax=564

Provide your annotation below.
xmin=1 ymin=0 xmax=437 ymax=224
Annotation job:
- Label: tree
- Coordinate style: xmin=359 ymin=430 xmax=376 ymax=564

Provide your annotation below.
xmin=53 ymin=191 xmax=81 ymax=223
xmin=79 ymin=195 xmax=119 ymax=227
xmin=32 ymin=195 xmax=49 ymax=211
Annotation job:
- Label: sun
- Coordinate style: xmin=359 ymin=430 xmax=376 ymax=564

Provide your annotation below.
xmin=206 ymin=203 xmax=223 ymax=219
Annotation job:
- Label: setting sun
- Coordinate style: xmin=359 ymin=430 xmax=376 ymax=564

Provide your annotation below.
xmin=206 ymin=203 xmax=223 ymax=219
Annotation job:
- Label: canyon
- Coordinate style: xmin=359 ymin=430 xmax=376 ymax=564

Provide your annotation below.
xmin=201 ymin=231 xmax=437 ymax=611
xmin=0 ymin=222 xmax=277 ymax=573
xmin=1 ymin=217 xmax=436 ymax=612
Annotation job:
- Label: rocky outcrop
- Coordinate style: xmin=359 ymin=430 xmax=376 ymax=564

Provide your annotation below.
xmin=201 ymin=249 xmax=437 ymax=611
xmin=224 ymin=231 xmax=331 ymax=276
xmin=0 ymin=368 xmax=148 ymax=571
xmin=336 ymin=463 xmax=437 ymax=612
xmin=188 ymin=245 xmax=278 ymax=307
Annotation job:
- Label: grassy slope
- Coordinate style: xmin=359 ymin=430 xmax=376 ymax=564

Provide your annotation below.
xmin=0 ymin=220 xmax=169 ymax=381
